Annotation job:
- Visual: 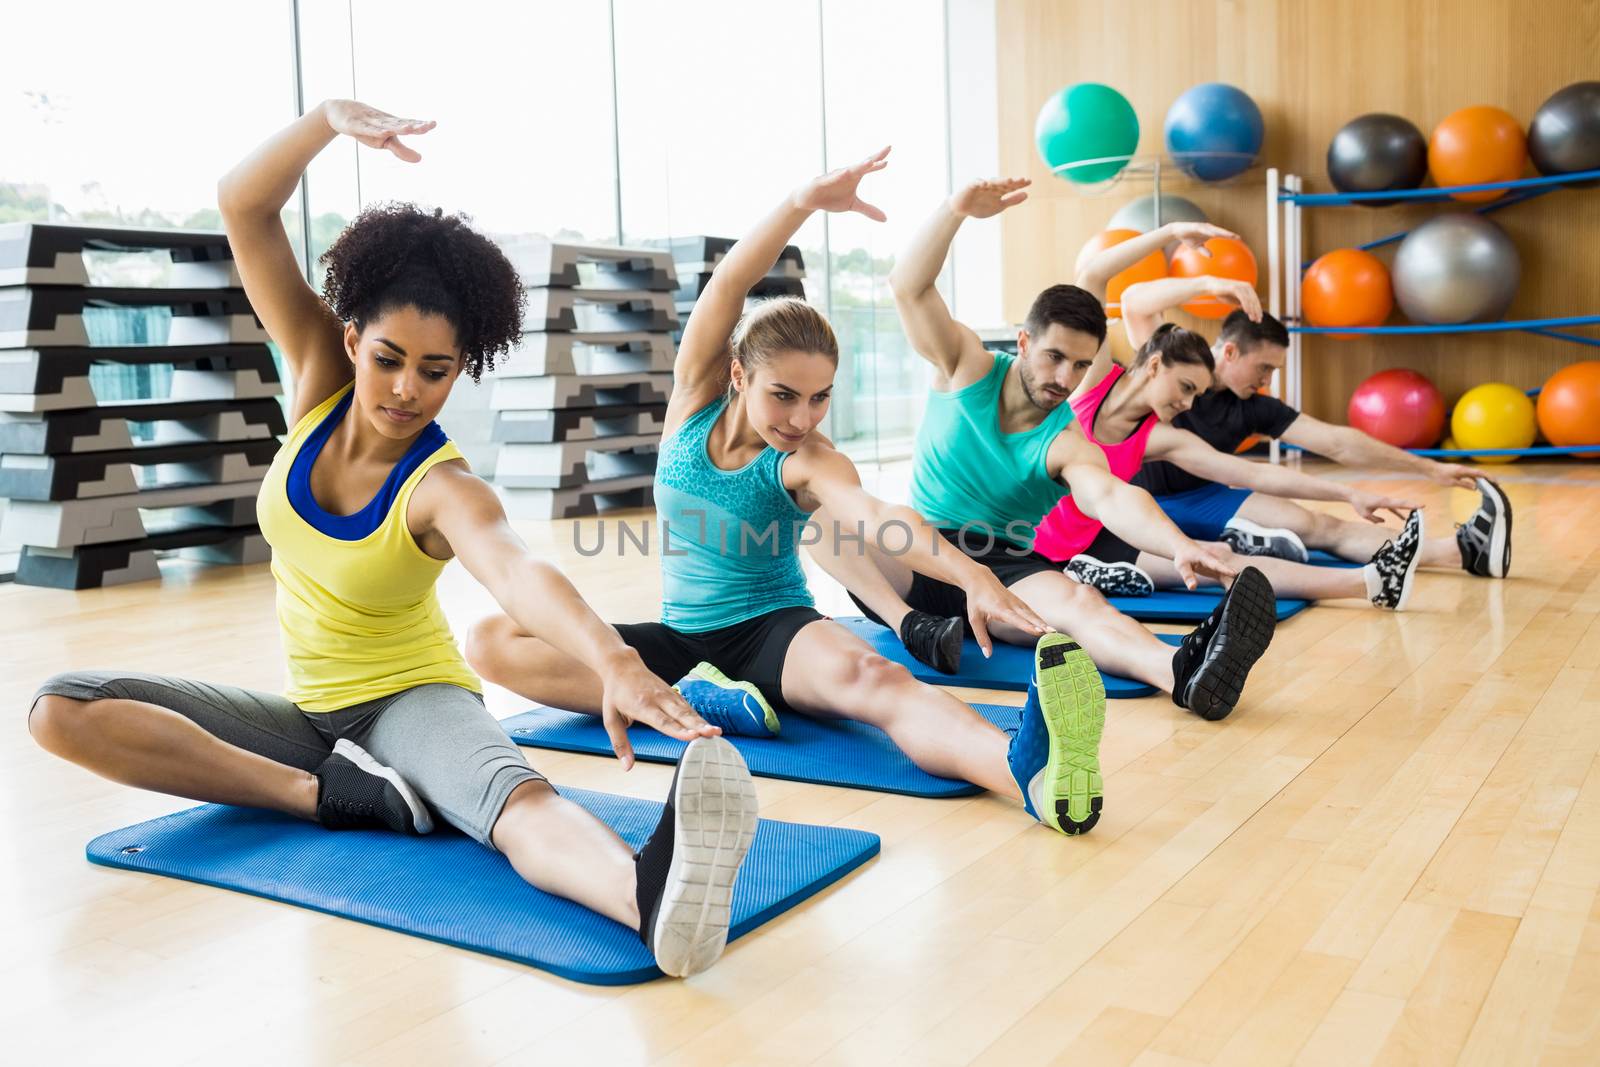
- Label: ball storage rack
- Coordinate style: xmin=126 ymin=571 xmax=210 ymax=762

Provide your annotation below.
xmin=1266 ymin=166 xmax=1600 ymax=462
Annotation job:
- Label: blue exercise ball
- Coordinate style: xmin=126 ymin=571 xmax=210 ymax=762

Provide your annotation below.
xmin=1164 ymin=83 xmax=1264 ymax=181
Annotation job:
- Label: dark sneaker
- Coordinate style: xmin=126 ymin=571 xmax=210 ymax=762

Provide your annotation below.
xmin=899 ymin=609 xmax=964 ymax=674
xmin=1456 ymin=477 xmax=1511 ymax=578
xmin=1006 ymin=633 xmax=1106 ymax=835
xmin=1170 ymin=567 xmax=1277 ymax=721
xmin=1065 ymin=554 xmax=1156 ymax=597
xmin=634 ymin=736 xmax=759 ymax=978
xmin=1368 ymin=509 xmax=1425 ymax=610
xmin=314 ymin=739 xmax=433 ymax=834
xmin=675 ymin=662 xmax=780 ymax=738
xmin=1221 ymin=517 xmax=1310 ymax=563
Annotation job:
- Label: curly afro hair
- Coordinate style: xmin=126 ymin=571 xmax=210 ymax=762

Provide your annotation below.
xmin=319 ymin=203 xmax=525 ymax=382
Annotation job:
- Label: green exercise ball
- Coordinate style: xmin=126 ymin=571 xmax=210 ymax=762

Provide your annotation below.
xmin=1035 ymin=83 xmax=1140 ymax=184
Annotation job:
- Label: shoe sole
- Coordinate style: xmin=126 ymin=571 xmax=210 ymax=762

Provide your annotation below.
xmin=1183 ymin=567 xmax=1277 ymax=722
xmin=1066 ymin=556 xmax=1155 ymax=597
xmin=1225 ymin=519 xmax=1309 ymax=564
xmin=1033 ymin=633 xmax=1107 ymax=835
xmin=1478 ymin=478 xmax=1511 ymax=579
xmin=331 ymin=738 xmax=434 ymax=835
xmin=1393 ymin=510 xmax=1426 ymax=612
xmin=682 ymin=662 xmax=780 ymax=737
xmin=650 ymin=737 xmax=759 ymax=978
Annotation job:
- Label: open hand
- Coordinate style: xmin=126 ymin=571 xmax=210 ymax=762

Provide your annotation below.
xmin=950 ymin=177 xmax=1032 ymax=220
xmin=324 ymin=99 xmax=435 ymax=162
xmin=599 ymin=652 xmax=720 ymax=770
xmin=793 ymin=146 xmax=892 ymax=220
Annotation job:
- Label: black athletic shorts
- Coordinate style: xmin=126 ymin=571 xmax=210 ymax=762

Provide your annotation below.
xmin=1079 ymin=526 xmax=1142 ymax=566
xmin=615 ymin=605 xmax=827 ymax=715
xmin=848 ymin=526 xmax=1059 ymax=636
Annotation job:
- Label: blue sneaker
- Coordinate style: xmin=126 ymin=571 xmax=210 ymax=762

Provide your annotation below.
xmin=674 ymin=662 xmax=780 ymax=739
xmin=1007 ymin=633 xmax=1106 ymax=835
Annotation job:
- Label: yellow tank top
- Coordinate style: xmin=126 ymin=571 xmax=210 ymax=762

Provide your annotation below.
xmin=256 ymin=383 xmax=481 ymax=711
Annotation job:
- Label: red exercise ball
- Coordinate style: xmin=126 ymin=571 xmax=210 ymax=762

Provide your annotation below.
xmin=1348 ymin=369 xmax=1446 ymax=449
xmin=1536 ymin=360 xmax=1600 ymax=457
xmin=1168 ymin=237 xmax=1258 ymax=319
xmin=1428 ymin=105 xmax=1528 ymax=202
xmin=1302 ymin=249 xmax=1394 ymax=338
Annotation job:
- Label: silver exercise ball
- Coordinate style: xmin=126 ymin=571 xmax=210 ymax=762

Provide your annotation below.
xmin=1392 ymin=214 xmax=1520 ymax=324
xmin=1107 ymin=194 xmax=1209 ymax=233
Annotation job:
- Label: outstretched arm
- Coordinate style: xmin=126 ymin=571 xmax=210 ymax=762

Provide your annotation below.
xmin=1280 ymin=413 xmax=1488 ymax=490
xmin=888 ymin=179 xmax=1028 ymax=385
xmin=428 ymin=471 xmax=717 ymax=770
xmin=1119 ymin=276 xmax=1262 ymax=350
xmin=671 ymin=148 xmax=890 ymax=417
xmin=1075 ymin=221 xmax=1238 ymax=305
xmin=219 ymin=100 xmax=435 ymax=423
xmin=1148 ymin=424 xmax=1418 ymax=522
xmin=790 ymin=444 xmax=1049 ymax=656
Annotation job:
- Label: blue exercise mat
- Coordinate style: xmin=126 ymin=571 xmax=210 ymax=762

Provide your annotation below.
xmin=507 ymin=703 xmax=1024 ymax=798
xmin=87 ymin=791 xmax=878 ymax=986
xmin=1105 ymin=589 xmax=1312 ymax=622
xmin=834 ymin=615 xmax=1174 ymax=695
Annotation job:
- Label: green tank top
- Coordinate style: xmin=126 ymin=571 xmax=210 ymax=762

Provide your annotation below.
xmin=909 ymin=351 xmax=1077 ymax=550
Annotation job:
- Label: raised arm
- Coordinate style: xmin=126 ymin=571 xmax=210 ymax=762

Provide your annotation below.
xmin=788 ymin=443 xmax=1049 ymax=656
xmin=671 ymin=148 xmax=890 ymax=418
xmin=218 ymin=100 xmax=435 ymax=422
xmin=888 ymin=179 xmax=1028 ymax=387
xmin=1148 ymin=423 xmax=1418 ymax=522
xmin=1120 ymin=276 xmax=1262 ymax=350
xmin=1279 ymin=413 xmax=1488 ymax=490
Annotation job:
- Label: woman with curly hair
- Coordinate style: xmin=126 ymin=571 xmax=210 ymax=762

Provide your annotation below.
xmin=25 ymin=100 xmax=758 ymax=978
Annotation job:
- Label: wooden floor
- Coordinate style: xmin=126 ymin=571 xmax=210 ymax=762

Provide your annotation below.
xmin=5 ymin=460 xmax=1600 ymax=1066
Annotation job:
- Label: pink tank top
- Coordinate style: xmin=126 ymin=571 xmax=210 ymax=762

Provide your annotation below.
xmin=1032 ymin=365 xmax=1159 ymax=562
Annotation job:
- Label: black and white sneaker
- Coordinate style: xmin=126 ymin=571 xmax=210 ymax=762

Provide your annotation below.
xmin=899 ymin=609 xmax=964 ymax=674
xmin=1221 ymin=517 xmax=1310 ymax=563
xmin=1065 ymin=554 xmax=1156 ymax=597
xmin=1456 ymin=477 xmax=1511 ymax=579
xmin=314 ymin=739 xmax=434 ymax=834
xmin=1366 ymin=508 xmax=1425 ymax=610
xmin=634 ymin=736 xmax=759 ymax=978
xmin=1169 ymin=566 xmax=1277 ymax=721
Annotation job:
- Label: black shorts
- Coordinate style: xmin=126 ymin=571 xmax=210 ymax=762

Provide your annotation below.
xmin=1079 ymin=526 xmax=1141 ymax=566
xmin=848 ymin=527 xmax=1059 ymax=635
xmin=615 ymin=605 xmax=827 ymax=715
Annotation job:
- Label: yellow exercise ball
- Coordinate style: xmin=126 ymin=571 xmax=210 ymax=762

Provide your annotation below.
xmin=1451 ymin=382 xmax=1536 ymax=463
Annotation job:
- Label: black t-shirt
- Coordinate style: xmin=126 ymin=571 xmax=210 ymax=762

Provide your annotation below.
xmin=1134 ymin=389 xmax=1301 ymax=496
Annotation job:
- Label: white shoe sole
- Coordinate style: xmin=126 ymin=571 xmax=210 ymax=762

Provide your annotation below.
xmin=650 ymin=737 xmax=759 ymax=978
xmin=1477 ymin=478 xmax=1511 ymax=579
xmin=1224 ymin=517 xmax=1309 ymax=563
xmin=332 ymin=738 xmax=434 ymax=834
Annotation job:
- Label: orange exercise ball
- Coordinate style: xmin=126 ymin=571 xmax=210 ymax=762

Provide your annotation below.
xmin=1428 ymin=106 xmax=1528 ymax=202
xmin=1536 ymin=360 xmax=1600 ymax=457
xmin=1074 ymin=228 xmax=1167 ymax=312
xmin=1168 ymin=237 xmax=1259 ymax=319
xmin=1302 ymin=249 xmax=1394 ymax=338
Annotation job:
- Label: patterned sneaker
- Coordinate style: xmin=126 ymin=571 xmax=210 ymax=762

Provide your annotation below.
xmin=1065 ymin=554 xmax=1156 ymax=597
xmin=899 ymin=609 xmax=964 ymax=674
xmin=1221 ymin=517 xmax=1310 ymax=563
xmin=1366 ymin=509 xmax=1425 ymax=610
xmin=1169 ymin=566 xmax=1277 ymax=721
xmin=1455 ymin=477 xmax=1511 ymax=579
xmin=675 ymin=662 xmax=779 ymax=739
xmin=314 ymin=739 xmax=433 ymax=834
xmin=634 ymin=737 xmax=759 ymax=978
xmin=1006 ymin=633 xmax=1106 ymax=835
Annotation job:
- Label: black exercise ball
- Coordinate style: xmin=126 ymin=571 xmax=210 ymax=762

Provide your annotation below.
xmin=1326 ymin=113 xmax=1429 ymax=206
xmin=1528 ymin=81 xmax=1600 ymax=182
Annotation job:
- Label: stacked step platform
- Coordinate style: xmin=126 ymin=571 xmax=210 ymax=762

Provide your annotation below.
xmin=0 ymin=223 xmax=280 ymax=588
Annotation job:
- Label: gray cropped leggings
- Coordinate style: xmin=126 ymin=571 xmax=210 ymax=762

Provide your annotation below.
xmin=32 ymin=671 xmax=545 ymax=846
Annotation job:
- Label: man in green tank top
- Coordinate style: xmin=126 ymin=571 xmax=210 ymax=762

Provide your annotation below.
xmin=812 ymin=178 xmax=1279 ymax=722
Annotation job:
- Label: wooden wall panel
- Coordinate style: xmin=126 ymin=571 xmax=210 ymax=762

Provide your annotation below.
xmin=996 ymin=0 xmax=1600 ymax=422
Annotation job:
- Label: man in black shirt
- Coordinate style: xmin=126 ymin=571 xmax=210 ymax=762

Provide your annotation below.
xmin=1119 ymin=280 xmax=1510 ymax=579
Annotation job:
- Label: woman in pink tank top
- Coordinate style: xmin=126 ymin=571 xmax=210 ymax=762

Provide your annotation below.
xmin=1033 ymin=325 xmax=1426 ymax=612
